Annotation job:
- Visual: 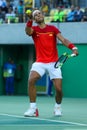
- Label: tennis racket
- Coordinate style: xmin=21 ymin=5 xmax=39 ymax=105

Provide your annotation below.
xmin=54 ymin=52 xmax=76 ymax=68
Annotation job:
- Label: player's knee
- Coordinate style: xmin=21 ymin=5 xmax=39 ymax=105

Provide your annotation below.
xmin=28 ymin=75 xmax=39 ymax=86
xmin=56 ymin=86 xmax=62 ymax=92
xmin=28 ymin=78 xmax=34 ymax=85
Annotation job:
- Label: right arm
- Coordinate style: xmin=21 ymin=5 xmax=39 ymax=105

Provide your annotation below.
xmin=25 ymin=20 xmax=34 ymax=36
xmin=25 ymin=10 xmax=34 ymax=36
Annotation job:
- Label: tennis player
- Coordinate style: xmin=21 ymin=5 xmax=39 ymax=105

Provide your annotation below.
xmin=24 ymin=10 xmax=78 ymax=117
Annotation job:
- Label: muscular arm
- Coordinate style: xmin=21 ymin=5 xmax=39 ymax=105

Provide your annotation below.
xmin=25 ymin=26 xmax=34 ymax=35
xmin=25 ymin=20 xmax=34 ymax=36
xmin=56 ymin=33 xmax=79 ymax=55
xmin=56 ymin=33 xmax=71 ymax=47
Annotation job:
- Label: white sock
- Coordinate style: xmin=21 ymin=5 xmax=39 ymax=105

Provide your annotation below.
xmin=30 ymin=102 xmax=37 ymax=108
xmin=55 ymin=103 xmax=61 ymax=108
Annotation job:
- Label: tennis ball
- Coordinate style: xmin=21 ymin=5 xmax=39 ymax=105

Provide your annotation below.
xmin=26 ymin=10 xmax=32 ymax=14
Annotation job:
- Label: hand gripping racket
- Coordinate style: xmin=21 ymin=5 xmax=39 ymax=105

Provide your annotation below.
xmin=54 ymin=52 xmax=76 ymax=68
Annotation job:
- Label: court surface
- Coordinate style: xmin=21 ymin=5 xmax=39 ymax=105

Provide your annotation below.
xmin=0 ymin=96 xmax=87 ymax=130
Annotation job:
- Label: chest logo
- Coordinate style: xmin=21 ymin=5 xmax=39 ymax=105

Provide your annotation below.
xmin=49 ymin=34 xmax=53 ymax=36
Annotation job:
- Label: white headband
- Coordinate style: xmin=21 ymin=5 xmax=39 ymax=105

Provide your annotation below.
xmin=32 ymin=10 xmax=40 ymax=17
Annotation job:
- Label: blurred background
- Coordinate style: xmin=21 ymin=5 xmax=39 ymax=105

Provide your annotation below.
xmin=0 ymin=0 xmax=87 ymax=98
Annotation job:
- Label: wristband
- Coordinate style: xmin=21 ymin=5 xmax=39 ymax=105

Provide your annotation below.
xmin=68 ymin=43 xmax=77 ymax=50
xmin=26 ymin=20 xmax=33 ymax=27
xmin=72 ymin=47 xmax=78 ymax=50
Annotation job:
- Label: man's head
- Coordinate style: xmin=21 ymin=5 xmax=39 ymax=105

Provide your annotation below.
xmin=8 ymin=57 xmax=14 ymax=64
xmin=32 ymin=10 xmax=44 ymax=24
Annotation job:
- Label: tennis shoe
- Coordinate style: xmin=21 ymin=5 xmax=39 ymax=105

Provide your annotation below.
xmin=24 ymin=107 xmax=39 ymax=117
xmin=54 ymin=106 xmax=62 ymax=116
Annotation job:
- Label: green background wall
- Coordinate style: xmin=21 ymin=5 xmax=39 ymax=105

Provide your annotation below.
xmin=57 ymin=44 xmax=87 ymax=98
xmin=0 ymin=45 xmax=35 ymax=95
xmin=0 ymin=44 xmax=87 ymax=98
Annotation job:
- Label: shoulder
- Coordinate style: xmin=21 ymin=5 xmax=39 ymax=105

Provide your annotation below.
xmin=32 ymin=25 xmax=39 ymax=30
xmin=46 ymin=24 xmax=57 ymax=30
xmin=47 ymin=24 xmax=61 ymax=33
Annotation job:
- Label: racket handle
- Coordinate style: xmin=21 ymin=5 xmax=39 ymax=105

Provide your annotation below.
xmin=71 ymin=53 xmax=76 ymax=57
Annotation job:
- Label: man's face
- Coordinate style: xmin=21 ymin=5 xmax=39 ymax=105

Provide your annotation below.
xmin=34 ymin=11 xmax=44 ymax=23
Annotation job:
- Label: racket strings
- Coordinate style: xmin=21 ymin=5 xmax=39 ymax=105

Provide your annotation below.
xmin=58 ymin=55 xmax=68 ymax=63
xmin=54 ymin=52 xmax=76 ymax=68
xmin=55 ymin=53 xmax=68 ymax=68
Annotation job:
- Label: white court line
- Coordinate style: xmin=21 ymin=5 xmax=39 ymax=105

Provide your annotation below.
xmin=0 ymin=113 xmax=87 ymax=126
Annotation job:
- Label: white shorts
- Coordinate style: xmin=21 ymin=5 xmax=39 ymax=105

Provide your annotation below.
xmin=30 ymin=62 xmax=62 ymax=80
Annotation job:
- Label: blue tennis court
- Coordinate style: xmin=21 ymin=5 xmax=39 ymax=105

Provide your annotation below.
xmin=0 ymin=96 xmax=87 ymax=130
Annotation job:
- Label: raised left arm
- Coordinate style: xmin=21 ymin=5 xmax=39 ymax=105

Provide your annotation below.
xmin=56 ymin=33 xmax=79 ymax=55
